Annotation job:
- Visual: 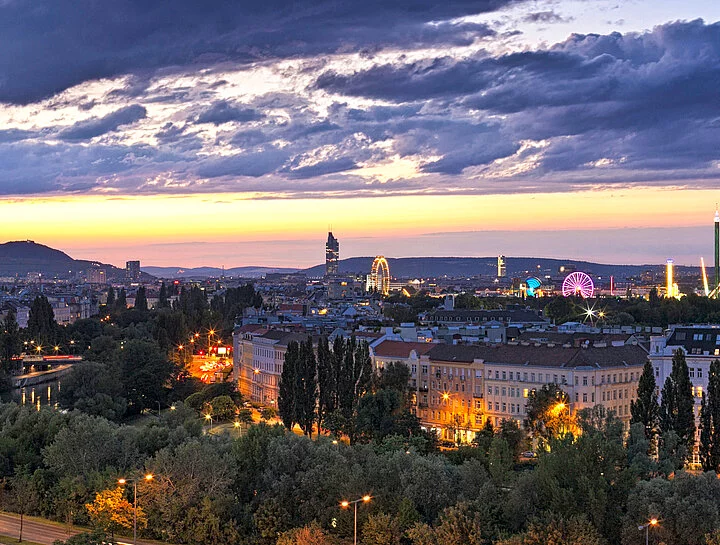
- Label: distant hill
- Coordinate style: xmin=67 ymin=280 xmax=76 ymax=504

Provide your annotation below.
xmin=142 ymin=266 xmax=299 ymax=279
xmin=0 ymin=240 xmax=126 ymax=278
xmin=301 ymin=256 xmax=691 ymax=279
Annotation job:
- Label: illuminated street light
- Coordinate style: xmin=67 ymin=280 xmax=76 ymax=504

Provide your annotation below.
xmin=638 ymin=518 xmax=659 ymax=545
xmin=118 ymin=474 xmax=154 ymax=545
xmin=340 ymin=495 xmax=372 ymax=545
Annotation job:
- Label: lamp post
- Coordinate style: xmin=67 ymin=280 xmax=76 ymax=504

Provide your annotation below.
xmin=638 ymin=518 xmax=658 ymax=545
xmin=340 ymin=495 xmax=371 ymax=545
xmin=204 ymin=412 xmax=213 ymax=431
xmin=118 ymin=473 xmax=154 ymax=545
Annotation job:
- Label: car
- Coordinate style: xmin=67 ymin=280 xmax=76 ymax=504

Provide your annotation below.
xmin=520 ymin=451 xmax=537 ymax=458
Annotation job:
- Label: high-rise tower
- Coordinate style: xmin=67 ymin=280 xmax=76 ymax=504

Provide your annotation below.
xmin=497 ymin=255 xmax=506 ymax=277
xmin=326 ymin=232 xmax=339 ymax=277
xmin=715 ymin=209 xmax=719 ymax=294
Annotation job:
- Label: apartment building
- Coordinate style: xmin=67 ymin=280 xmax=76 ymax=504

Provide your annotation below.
xmin=649 ymin=325 xmax=720 ymax=447
xmin=372 ymin=342 xmax=648 ymax=443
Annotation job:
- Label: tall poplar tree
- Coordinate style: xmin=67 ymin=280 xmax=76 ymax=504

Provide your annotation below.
xmin=295 ymin=337 xmax=317 ymax=436
xmin=134 ymin=286 xmax=148 ymax=311
xmin=278 ymin=341 xmax=299 ymax=431
xmin=660 ymin=349 xmax=696 ymax=454
xmin=316 ymin=336 xmax=336 ymax=431
xmin=699 ymin=359 xmax=720 ymax=471
xmin=27 ymin=295 xmax=55 ymax=345
xmin=631 ymin=360 xmax=659 ymax=439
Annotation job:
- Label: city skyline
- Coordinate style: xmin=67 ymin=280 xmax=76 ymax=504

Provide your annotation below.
xmin=2 ymin=1 xmax=720 ymax=267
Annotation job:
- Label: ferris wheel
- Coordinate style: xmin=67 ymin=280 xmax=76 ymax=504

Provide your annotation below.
xmin=561 ymin=271 xmax=594 ymax=298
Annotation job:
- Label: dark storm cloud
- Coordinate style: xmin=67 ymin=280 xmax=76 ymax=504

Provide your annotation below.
xmin=523 ymin=11 xmax=573 ymax=24
xmin=58 ymin=104 xmax=147 ymax=141
xmin=195 ymin=101 xmax=265 ymax=125
xmin=0 ymin=0 xmax=513 ymax=104
xmin=315 ymin=19 xmax=720 ymax=176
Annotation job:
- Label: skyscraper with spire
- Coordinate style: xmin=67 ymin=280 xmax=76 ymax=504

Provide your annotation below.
xmin=326 ymin=231 xmax=339 ymax=277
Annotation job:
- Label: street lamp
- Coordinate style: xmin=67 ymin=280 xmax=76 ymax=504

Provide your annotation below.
xmin=118 ymin=473 xmax=154 ymax=545
xmin=340 ymin=495 xmax=371 ymax=545
xmin=204 ymin=413 xmax=213 ymax=431
xmin=638 ymin=518 xmax=658 ymax=545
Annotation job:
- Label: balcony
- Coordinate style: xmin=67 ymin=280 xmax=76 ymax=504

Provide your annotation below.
xmin=473 ymin=392 xmax=484 ymax=399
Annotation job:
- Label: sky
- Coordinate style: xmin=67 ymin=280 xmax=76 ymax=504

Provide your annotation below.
xmin=2 ymin=0 xmax=720 ymax=268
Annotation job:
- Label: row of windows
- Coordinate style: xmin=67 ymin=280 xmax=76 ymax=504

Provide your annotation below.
xmin=487 ymin=386 xmax=525 ymax=398
xmin=487 ymin=401 xmax=526 ymax=414
xmin=486 ymin=370 xmax=637 ymax=385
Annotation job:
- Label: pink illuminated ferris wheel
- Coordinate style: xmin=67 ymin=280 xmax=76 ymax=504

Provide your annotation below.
xmin=561 ymin=271 xmax=594 ymax=298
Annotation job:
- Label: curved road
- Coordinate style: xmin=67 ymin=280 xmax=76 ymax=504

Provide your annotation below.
xmin=0 ymin=512 xmax=166 ymax=545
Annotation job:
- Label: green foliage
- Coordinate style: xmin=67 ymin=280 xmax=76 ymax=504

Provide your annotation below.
xmin=58 ymin=361 xmax=127 ymax=420
xmin=659 ymin=349 xmax=695 ymax=456
xmin=525 ymin=384 xmax=571 ymax=449
xmin=134 ymin=286 xmax=148 ymax=311
xmin=207 ymin=395 xmax=236 ymax=421
xmin=27 ymin=295 xmax=57 ymax=346
xmin=699 ymin=359 xmax=720 ymax=472
xmin=630 ymin=360 xmax=659 ymax=439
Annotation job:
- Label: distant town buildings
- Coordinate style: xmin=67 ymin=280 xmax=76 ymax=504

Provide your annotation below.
xmin=126 ymin=260 xmax=141 ymax=282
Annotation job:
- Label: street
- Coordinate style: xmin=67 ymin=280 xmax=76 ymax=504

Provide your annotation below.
xmin=0 ymin=512 xmax=167 ymax=545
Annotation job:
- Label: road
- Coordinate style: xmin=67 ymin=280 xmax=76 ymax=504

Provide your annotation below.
xmin=0 ymin=512 xmax=166 ymax=545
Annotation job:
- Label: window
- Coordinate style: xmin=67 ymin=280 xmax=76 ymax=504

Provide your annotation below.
xmin=575 ymin=376 xmax=579 ymax=385
xmin=495 ymin=371 xmax=500 ymax=379
xmin=690 ymin=368 xmax=695 ymax=378
xmin=502 ymin=371 xmax=507 ymax=380
xmin=523 ymin=372 xmax=528 ymax=381
xmin=561 ymin=374 xmax=566 ymax=384
xmin=618 ymin=390 xmax=623 ymax=399
xmin=699 ymin=368 xmax=704 ymax=378
xmin=495 ymin=387 xmax=499 ymax=395
xmin=495 ymin=402 xmax=499 ymax=411
xmin=488 ymin=386 xmax=492 ymax=395
xmin=422 ymin=365 xmax=428 ymax=374
xmin=553 ymin=374 xmax=558 ymax=383
xmin=655 ymin=367 xmax=659 ymax=377
xmin=411 ymin=364 xmax=417 ymax=373
xmin=613 ymin=390 xmax=617 ymax=400
xmin=523 ymin=388 xmax=529 ymax=398
xmin=509 ymin=372 xmax=513 ymax=380
xmin=583 ymin=393 xmax=587 ymax=402
xmin=602 ymin=392 xmax=606 ymax=402
xmin=502 ymin=403 xmax=507 ymax=412
xmin=502 ymin=387 xmax=507 ymax=396
xmin=575 ymin=392 xmax=579 ymax=402
xmin=531 ymin=373 xmax=536 ymax=382
xmin=613 ymin=374 xmax=617 ymax=383
xmin=591 ymin=376 xmax=595 ymax=386
xmin=591 ymin=393 xmax=595 ymax=403
xmin=582 ymin=376 xmax=588 ymax=386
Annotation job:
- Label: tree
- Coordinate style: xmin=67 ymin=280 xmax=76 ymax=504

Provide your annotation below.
xmin=277 ymin=523 xmax=338 ymax=545
xmin=106 ymin=286 xmax=116 ymax=309
xmin=525 ymin=384 xmax=572 ymax=449
xmin=0 ymin=308 xmax=21 ymax=378
xmin=631 ymin=360 xmax=659 ymax=440
xmin=700 ymin=359 xmax=720 ymax=472
xmin=295 ymin=337 xmax=318 ymax=436
xmin=260 ymin=407 xmax=277 ymax=421
xmin=134 ymin=286 xmax=148 ymax=311
xmin=117 ymin=339 xmax=175 ymax=414
xmin=86 ymin=487 xmax=143 ymax=539
xmin=208 ymin=395 xmax=236 ymax=421
xmin=158 ymin=282 xmax=170 ymax=309
xmin=27 ymin=295 xmax=56 ymax=346
xmin=362 ymin=513 xmax=402 ymax=545
xmin=237 ymin=408 xmax=254 ymax=427
xmin=115 ymin=289 xmax=127 ymax=311
xmin=316 ymin=337 xmax=336 ymax=432
xmin=659 ymin=349 xmax=696 ymax=455
xmin=9 ymin=470 xmax=39 ymax=542
xmin=279 ymin=341 xmax=299 ymax=430
xmin=496 ymin=515 xmax=604 ymax=545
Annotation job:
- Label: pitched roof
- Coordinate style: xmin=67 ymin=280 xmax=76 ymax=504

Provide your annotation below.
xmin=372 ymin=340 xmax=436 ymax=358
xmin=426 ymin=343 xmax=648 ymax=369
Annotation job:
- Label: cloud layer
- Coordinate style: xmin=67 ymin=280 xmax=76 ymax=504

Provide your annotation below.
xmin=1 ymin=5 xmax=720 ymax=200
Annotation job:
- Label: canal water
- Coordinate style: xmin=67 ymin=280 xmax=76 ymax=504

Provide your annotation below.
xmin=3 ymin=377 xmax=63 ymax=409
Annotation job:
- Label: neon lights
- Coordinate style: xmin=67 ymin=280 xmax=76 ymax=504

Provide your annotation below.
xmin=561 ymin=272 xmax=594 ymax=298
xmin=526 ymin=276 xmax=542 ymax=297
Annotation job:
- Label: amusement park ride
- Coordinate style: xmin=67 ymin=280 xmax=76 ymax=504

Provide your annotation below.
xmin=370 ymin=256 xmax=391 ymax=296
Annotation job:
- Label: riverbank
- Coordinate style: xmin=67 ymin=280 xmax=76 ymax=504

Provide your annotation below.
xmin=12 ymin=364 xmax=73 ymax=388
